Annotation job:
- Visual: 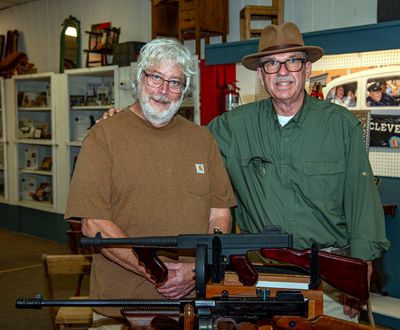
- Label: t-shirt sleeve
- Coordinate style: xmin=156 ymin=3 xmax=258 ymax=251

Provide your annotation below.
xmin=64 ymin=125 xmax=113 ymax=221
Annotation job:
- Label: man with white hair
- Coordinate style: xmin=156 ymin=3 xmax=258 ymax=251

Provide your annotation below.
xmin=65 ymin=38 xmax=236 ymax=328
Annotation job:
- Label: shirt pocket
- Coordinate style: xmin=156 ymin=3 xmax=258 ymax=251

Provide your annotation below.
xmin=303 ymin=161 xmax=345 ymax=204
xmin=241 ymin=155 xmax=273 ymax=178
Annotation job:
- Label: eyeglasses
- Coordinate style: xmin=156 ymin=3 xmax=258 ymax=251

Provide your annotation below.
xmin=143 ymin=71 xmax=186 ymax=94
xmin=259 ymin=58 xmax=307 ymax=74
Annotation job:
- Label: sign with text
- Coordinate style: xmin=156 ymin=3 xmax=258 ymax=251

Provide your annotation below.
xmin=370 ymin=114 xmax=400 ymax=147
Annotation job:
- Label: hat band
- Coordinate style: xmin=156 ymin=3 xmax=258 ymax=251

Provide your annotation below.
xmin=259 ymin=43 xmax=304 ymax=53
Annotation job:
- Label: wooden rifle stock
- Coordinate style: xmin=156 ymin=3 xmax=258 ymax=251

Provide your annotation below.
xmin=260 ymin=248 xmax=369 ymax=300
xmin=273 ymin=315 xmax=375 ymax=329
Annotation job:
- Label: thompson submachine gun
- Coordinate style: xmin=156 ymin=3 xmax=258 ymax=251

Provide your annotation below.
xmin=16 ymin=291 xmax=376 ymax=330
xmin=81 ymin=225 xmax=293 ymax=297
xmin=81 ymin=229 xmax=369 ymax=301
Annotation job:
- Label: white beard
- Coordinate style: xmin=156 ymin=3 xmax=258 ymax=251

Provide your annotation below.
xmin=138 ymin=87 xmax=183 ymax=127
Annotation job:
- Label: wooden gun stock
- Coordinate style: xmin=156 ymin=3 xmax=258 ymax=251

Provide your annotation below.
xmin=273 ymin=315 xmax=375 ymax=329
xmin=261 ymin=248 xmax=368 ymax=300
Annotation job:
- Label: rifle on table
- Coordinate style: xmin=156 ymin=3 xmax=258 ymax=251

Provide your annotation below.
xmin=261 ymin=248 xmax=369 ymax=301
xmin=14 ymin=290 xmax=308 ymax=329
xmin=82 ymin=228 xmax=369 ymax=301
xmin=81 ymin=225 xmax=293 ymax=297
xmin=16 ymin=292 xmax=375 ymax=330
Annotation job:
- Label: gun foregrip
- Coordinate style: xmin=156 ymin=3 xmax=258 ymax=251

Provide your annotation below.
xmin=230 ymin=255 xmax=258 ymax=286
xmin=132 ymin=247 xmax=168 ymax=284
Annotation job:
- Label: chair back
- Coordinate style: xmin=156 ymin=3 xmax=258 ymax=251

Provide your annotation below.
xmin=42 ymin=254 xmax=92 ymax=329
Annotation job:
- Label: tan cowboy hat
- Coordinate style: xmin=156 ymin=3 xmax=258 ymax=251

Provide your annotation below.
xmin=241 ymin=22 xmax=324 ymax=71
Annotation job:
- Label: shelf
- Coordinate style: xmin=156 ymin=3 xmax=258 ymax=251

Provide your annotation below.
xmin=67 ymin=141 xmax=83 ymax=147
xmin=16 ymin=139 xmax=53 ymax=145
xmin=18 ymin=107 xmax=51 ymax=111
xmin=71 ymin=105 xmax=112 ymax=110
xmin=18 ymin=199 xmax=53 ymax=211
xmin=20 ymin=169 xmax=53 ymax=176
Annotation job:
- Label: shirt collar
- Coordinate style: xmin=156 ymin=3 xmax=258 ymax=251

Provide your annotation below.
xmin=269 ymin=91 xmax=310 ymax=128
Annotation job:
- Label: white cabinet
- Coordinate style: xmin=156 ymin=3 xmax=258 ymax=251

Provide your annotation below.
xmin=2 ymin=62 xmax=200 ymax=214
xmin=7 ymin=73 xmax=57 ymax=211
xmin=57 ymin=66 xmax=120 ymax=213
xmin=0 ymin=77 xmax=6 ymax=202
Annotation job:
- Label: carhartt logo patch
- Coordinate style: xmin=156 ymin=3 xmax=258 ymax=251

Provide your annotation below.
xmin=195 ymin=164 xmax=205 ymax=174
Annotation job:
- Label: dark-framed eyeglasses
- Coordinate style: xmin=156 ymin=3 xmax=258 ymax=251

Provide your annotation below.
xmin=259 ymin=58 xmax=307 ymax=74
xmin=143 ymin=71 xmax=186 ymax=94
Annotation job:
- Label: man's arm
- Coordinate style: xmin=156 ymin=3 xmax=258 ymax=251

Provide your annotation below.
xmin=81 ymin=218 xmax=154 ymax=282
xmin=208 ymin=207 xmax=232 ymax=233
xmin=157 ymin=207 xmax=232 ymax=299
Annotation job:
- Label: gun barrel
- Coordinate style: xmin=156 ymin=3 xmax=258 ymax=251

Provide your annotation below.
xmin=16 ymin=297 xmax=188 ymax=309
xmin=81 ymin=234 xmax=179 ymax=248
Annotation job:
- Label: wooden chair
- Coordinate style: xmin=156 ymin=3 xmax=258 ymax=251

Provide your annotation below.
xmin=240 ymin=0 xmax=285 ymax=40
xmin=85 ymin=27 xmax=121 ymax=67
xmin=42 ymin=254 xmax=93 ymax=330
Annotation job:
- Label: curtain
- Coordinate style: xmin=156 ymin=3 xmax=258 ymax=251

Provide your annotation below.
xmin=199 ymin=59 xmax=236 ymax=126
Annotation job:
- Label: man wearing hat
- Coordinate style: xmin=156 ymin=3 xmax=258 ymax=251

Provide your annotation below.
xmin=367 ymin=82 xmax=395 ymax=106
xmin=208 ymin=22 xmax=389 ymax=321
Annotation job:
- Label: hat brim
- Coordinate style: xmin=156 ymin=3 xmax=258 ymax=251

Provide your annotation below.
xmin=241 ymin=46 xmax=324 ymax=71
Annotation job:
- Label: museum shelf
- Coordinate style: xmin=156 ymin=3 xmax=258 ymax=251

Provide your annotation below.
xmin=7 ymin=73 xmax=57 ymax=212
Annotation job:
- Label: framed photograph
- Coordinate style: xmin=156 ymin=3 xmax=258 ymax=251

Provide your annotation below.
xmin=97 ymin=86 xmax=109 ymax=105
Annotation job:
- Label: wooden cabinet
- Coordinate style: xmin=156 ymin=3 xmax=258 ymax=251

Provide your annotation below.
xmin=151 ymin=0 xmax=179 ymax=39
xmin=151 ymin=0 xmax=228 ymax=57
xmin=179 ymin=0 xmax=228 ymax=56
xmin=0 ymin=77 xmax=6 ymax=202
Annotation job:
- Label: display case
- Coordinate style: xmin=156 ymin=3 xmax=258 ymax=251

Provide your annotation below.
xmin=56 ymin=66 xmax=119 ymax=213
xmin=0 ymin=77 xmax=6 ymax=202
xmin=8 ymin=73 xmax=56 ymax=211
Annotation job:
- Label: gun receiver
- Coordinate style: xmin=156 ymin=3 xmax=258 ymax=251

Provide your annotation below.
xmin=261 ymin=248 xmax=369 ymax=300
xmin=81 ymin=226 xmax=293 ymax=297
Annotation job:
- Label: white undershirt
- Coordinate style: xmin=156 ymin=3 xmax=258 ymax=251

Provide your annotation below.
xmin=277 ymin=114 xmax=294 ymax=127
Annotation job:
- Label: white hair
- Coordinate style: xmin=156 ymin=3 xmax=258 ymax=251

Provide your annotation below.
xmin=131 ymin=38 xmax=196 ymax=98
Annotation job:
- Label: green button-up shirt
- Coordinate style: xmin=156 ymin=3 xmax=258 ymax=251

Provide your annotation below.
xmin=208 ymin=93 xmax=390 ymax=260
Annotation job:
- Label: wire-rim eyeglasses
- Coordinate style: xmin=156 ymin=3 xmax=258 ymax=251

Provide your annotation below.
xmin=143 ymin=71 xmax=186 ymax=94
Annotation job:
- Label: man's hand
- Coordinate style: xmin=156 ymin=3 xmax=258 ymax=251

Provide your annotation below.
xmin=342 ymin=295 xmax=365 ymax=318
xmin=156 ymin=262 xmax=195 ymax=299
xmin=96 ymin=107 xmax=122 ymax=123
xmin=342 ymin=260 xmax=372 ymax=318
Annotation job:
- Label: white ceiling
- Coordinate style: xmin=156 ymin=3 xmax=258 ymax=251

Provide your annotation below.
xmin=0 ymin=0 xmax=37 ymax=10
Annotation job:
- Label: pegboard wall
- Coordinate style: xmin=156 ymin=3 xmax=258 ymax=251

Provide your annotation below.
xmin=312 ymin=49 xmax=400 ymax=71
xmin=313 ymin=49 xmax=400 ymax=178
xmin=369 ymin=148 xmax=400 ymax=178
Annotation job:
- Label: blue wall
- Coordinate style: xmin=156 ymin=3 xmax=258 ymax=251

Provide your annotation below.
xmin=0 ymin=203 xmax=69 ymax=244
xmin=378 ymin=178 xmax=400 ymax=298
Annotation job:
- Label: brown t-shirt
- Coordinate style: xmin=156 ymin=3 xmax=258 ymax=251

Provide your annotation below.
xmin=65 ymin=108 xmax=236 ymax=317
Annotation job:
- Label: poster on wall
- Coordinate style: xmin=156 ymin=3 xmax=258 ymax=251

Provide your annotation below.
xmin=370 ymin=114 xmax=400 ymax=148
